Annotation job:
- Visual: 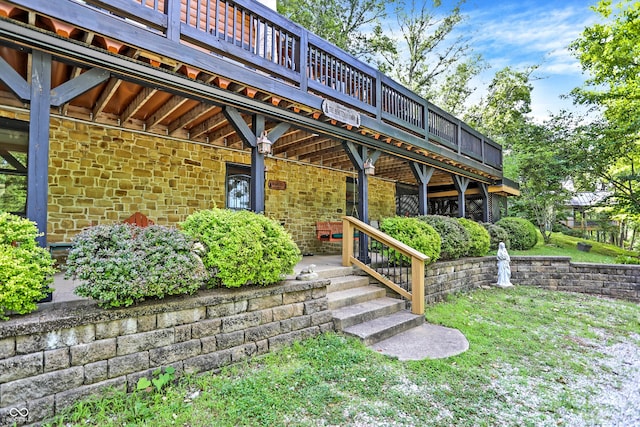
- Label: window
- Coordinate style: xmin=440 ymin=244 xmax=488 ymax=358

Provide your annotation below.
xmin=226 ymin=164 xmax=251 ymax=210
xmin=346 ymin=176 xmax=358 ymax=217
xmin=0 ymin=118 xmax=28 ymax=215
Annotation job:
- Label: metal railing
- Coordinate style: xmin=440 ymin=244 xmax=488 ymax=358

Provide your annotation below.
xmin=341 ymin=216 xmax=427 ymax=315
xmin=13 ymin=0 xmax=502 ymax=171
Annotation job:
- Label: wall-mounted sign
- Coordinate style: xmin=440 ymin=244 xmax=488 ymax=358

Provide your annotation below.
xmin=268 ymin=180 xmax=287 ymax=190
xmin=321 ymin=99 xmax=361 ymax=128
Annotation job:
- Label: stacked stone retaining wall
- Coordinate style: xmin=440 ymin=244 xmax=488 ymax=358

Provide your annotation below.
xmin=377 ymin=256 xmax=639 ymax=304
xmin=0 ymin=279 xmax=333 ymax=426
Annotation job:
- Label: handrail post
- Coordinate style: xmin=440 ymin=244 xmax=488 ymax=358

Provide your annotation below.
xmin=342 ymin=217 xmax=354 ymax=266
xmin=411 ymin=255 xmax=425 ymax=315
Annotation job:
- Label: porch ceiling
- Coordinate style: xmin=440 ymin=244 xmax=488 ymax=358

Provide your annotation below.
xmin=0 ymin=0 xmax=501 ymax=189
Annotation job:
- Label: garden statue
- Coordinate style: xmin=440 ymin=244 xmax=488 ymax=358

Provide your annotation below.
xmin=496 ymin=242 xmax=513 ymax=288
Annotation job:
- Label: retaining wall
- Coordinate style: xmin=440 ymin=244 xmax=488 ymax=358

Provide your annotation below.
xmin=0 ymin=279 xmax=333 ymax=426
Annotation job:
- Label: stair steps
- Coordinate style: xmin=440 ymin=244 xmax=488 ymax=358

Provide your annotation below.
xmin=322 ymin=266 xmax=425 ymax=346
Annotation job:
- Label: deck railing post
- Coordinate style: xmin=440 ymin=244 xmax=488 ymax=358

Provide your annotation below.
xmin=165 ymin=0 xmax=181 ymax=42
xmin=411 ymin=256 xmax=425 ymax=315
xmin=342 ymin=217 xmax=354 ymax=266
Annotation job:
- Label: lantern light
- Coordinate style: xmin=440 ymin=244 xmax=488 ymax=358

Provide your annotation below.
xmin=256 ymin=131 xmax=272 ymax=155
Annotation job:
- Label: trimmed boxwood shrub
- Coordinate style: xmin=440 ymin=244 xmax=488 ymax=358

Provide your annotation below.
xmin=65 ymin=224 xmax=205 ymax=308
xmin=495 ymin=217 xmax=538 ymax=250
xmin=379 ymin=216 xmax=440 ymax=264
xmin=482 ymin=222 xmax=510 ymax=250
xmin=181 ymin=209 xmax=301 ymax=287
xmin=417 ymin=215 xmax=470 ymax=260
xmin=457 ymin=218 xmax=490 ymax=257
xmin=0 ymin=212 xmax=56 ymax=319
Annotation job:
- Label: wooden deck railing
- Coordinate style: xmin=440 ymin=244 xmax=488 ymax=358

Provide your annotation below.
xmin=341 ymin=216 xmax=427 ymax=315
xmin=8 ymin=0 xmax=503 ymax=172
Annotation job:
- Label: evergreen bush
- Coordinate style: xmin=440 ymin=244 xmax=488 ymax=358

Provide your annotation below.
xmin=495 ymin=217 xmax=538 ymax=250
xmin=0 ymin=212 xmax=56 ymax=319
xmin=457 ymin=218 xmax=490 ymax=257
xmin=481 ymin=222 xmax=510 ymax=250
xmin=181 ymin=209 xmax=301 ymax=287
xmin=615 ymin=255 xmax=640 ymax=265
xmin=379 ymin=216 xmax=440 ymax=264
xmin=65 ymin=224 xmax=205 ymax=308
xmin=417 ymin=215 xmax=470 ymax=260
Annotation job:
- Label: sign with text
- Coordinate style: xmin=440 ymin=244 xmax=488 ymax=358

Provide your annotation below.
xmin=268 ymin=180 xmax=287 ymax=190
xmin=321 ymin=100 xmax=361 ymax=128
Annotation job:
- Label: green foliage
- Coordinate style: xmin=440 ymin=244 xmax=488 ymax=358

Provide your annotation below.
xmin=457 ymin=218 xmax=490 ymax=257
xmin=378 ymin=216 xmax=440 ymax=264
xmin=495 ymin=217 xmax=538 ymax=250
xmin=278 ymin=0 xmax=393 ymax=58
xmin=136 ymin=367 xmax=176 ymax=393
xmin=417 ymin=215 xmax=470 ymax=260
xmin=615 ymin=255 xmax=640 ymax=265
xmin=481 ymin=222 xmax=510 ymax=250
xmin=181 ymin=209 xmax=301 ymax=287
xmin=65 ymin=224 xmax=205 ymax=308
xmin=0 ymin=212 xmax=56 ymax=319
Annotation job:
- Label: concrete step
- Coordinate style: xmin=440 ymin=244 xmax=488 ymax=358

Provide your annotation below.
xmin=314 ymin=266 xmax=355 ymax=280
xmin=327 ymin=275 xmax=370 ymax=293
xmin=332 ymin=297 xmax=406 ymax=330
xmin=342 ymin=311 xmax=425 ymax=345
xmin=327 ymin=285 xmax=387 ymax=310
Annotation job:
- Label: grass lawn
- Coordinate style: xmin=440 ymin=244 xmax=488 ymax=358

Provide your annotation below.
xmin=501 ymin=232 xmax=639 ymax=264
xmin=47 ymin=287 xmax=640 ymax=427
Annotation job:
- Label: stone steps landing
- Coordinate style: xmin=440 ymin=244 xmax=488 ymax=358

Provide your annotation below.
xmin=322 ymin=267 xmax=424 ymax=346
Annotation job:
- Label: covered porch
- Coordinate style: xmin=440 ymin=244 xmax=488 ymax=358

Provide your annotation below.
xmin=0 ymin=0 xmax=517 ymax=257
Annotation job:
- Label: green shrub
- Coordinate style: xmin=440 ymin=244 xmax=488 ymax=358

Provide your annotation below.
xmin=0 ymin=212 xmax=56 ymax=319
xmin=615 ymin=255 xmax=640 ymax=265
xmin=457 ymin=218 xmax=490 ymax=257
xmin=379 ymin=216 xmax=440 ymax=264
xmin=65 ymin=224 xmax=205 ymax=308
xmin=495 ymin=217 xmax=538 ymax=250
xmin=482 ymin=222 xmax=510 ymax=250
xmin=181 ymin=209 xmax=301 ymax=287
xmin=417 ymin=215 xmax=470 ymax=260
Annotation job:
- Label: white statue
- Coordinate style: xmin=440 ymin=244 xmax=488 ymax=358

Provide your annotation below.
xmin=296 ymin=264 xmax=318 ymax=281
xmin=496 ymin=242 xmax=513 ymax=288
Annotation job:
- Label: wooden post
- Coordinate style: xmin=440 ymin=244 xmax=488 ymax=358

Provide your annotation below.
xmin=26 ymin=50 xmax=51 ymax=248
xmin=342 ymin=217 xmax=354 ymax=267
xmin=411 ymin=256 xmax=425 ymax=315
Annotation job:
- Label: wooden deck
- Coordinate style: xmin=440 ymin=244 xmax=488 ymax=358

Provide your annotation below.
xmin=0 ymin=0 xmax=503 ymax=187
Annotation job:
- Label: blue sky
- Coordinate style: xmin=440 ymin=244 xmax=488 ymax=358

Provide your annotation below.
xmin=456 ymin=0 xmax=600 ymax=121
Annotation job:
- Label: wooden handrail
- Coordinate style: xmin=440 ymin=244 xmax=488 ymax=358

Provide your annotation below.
xmin=341 ymin=216 xmax=427 ymax=315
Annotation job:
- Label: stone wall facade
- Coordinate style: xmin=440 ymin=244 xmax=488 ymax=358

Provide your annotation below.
xmin=0 ymin=279 xmax=333 ymax=426
xmin=0 ymin=108 xmax=396 ymax=256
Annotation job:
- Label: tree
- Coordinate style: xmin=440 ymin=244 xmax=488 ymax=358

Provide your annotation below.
xmin=277 ymin=0 xmax=395 ymax=59
xmin=569 ymin=0 xmax=640 ymax=215
xmin=465 ymin=66 xmax=537 ymax=149
xmin=509 ymin=115 xmax=576 ymax=243
xmin=376 ymin=0 xmax=482 ymax=105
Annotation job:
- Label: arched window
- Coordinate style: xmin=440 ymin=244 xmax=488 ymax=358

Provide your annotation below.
xmin=226 ymin=164 xmax=251 ymax=211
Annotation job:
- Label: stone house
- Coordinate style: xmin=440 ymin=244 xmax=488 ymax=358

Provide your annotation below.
xmin=0 ymin=0 xmax=518 ymax=256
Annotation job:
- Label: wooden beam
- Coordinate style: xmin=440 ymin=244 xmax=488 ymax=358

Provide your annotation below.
xmin=145 ymin=96 xmax=190 ymax=128
xmin=168 ymin=104 xmax=218 ymax=135
xmin=0 ymin=56 xmax=30 ymax=101
xmin=50 ymin=67 xmax=110 ymax=106
xmin=223 ymin=106 xmax=255 ymax=148
xmin=26 ymin=51 xmax=51 ymax=247
xmin=92 ymin=77 xmax=121 ymax=119
xmin=189 ymin=111 xmax=227 ymax=139
xmin=120 ymin=86 xmax=157 ymax=123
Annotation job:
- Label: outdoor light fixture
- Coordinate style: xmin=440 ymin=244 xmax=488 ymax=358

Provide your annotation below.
xmin=256 ymin=131 xmax=272 ymax=155
xmin=363 ymin=158 xmax=375 ymax=175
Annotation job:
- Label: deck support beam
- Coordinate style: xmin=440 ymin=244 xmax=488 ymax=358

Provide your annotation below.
xmin=452 ymin=175 xmax=470 ymax=218
xmin=410 ymin=163 xmax=434 ymax=215
xmin=26 ymin=51 xmax=52 ymax=247
xmin=224 ymin=107 xmax=290 ymax=213
xmin=344 ymin=142 xmax=380 ymax=261
xmin=479 ymin=183 xmax=490 ymax=222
